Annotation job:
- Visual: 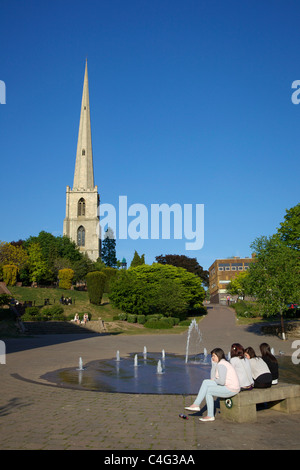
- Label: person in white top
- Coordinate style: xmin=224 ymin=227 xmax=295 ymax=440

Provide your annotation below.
xmin=244 ymin=346 xmax=272 ymax=388
xmin=230 ymin=343 xmax=254 ymax=390
xmin=184 ymin=347 xmax=240 ymax=422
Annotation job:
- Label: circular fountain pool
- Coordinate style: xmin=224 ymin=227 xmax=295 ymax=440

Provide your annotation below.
xmin=41 ymin=352 xmax=299 ymax=395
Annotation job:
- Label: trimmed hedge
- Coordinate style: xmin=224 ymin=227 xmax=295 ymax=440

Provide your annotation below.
xmin=58 ymin=268 xmax=74 ymax=290
xmin=86 ymin=271 xmax=106 ymax=305
xmin=144 ymin=317 xmax=174 ymax=329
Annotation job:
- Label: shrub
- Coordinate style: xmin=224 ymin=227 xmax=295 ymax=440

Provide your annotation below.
xmin=0 ymin=294 xmax=12 ymax=306
xmin=118 ymin=312 xmax=127 ymax=321
xmin=102 ymin=267 xmax=118 ymax=293
xmin=109 ymin=264 xmax=205 ymax=318
xmin=232 ymin=301 xmax=260 ymax=318
xmin=22 ymin=305 xmax=65 ymax=321
xmin=22 ymin=306 xmax=43 ymax=321
xmin=137 ymin=314 xmax=146 ymax=324
xmin=86 ymin=271 xmax=106 ymax=305
xmin=42 ymin=305 xmax=64 ymax=320
xmin=127 ymin=313 xmax=137 ymax=323
xmin=3 ymin=265 xmax=18 ymax=286
xmin=58 ymin=268 xmax=74 ymax=290
xmin=144 ymin=317 xmax=174 ymax=329
xmin=24 ymin=306 xmax=40 ymax=317
xmin=179 ymin=320 xmax=192 ymax=326
xmin=146 ymin=313 xmax=163 ymax=321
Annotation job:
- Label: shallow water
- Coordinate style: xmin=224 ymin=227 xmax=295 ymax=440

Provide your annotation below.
xmin=41 ymin=353 xmax=299 ymax=395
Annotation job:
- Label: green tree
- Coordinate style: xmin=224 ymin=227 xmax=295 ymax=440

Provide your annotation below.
xmin=130 ymin=251 xmax=145 ymax=268
xmin=3 ymin=265 xmax=18 ymax=286
xmin=226 ymin=271 xmax=250 ymax=300
xmin=247 ymin=235 xmax=300 ymax=338
xmin=101 ymin=229 xmax=117 ymax=268
xmin=27 ymin=243 xmax=49 ymax=284
xmin=0 ymin=241 xmax=29 ymax=271
xmin=155 ymin=254 xmax=209 ymax=287
xmin=109 ymin=263 xmax=205 ymax=317
xmin=24 ymin=231 xmax=84 ymax=283
xmin=277 ymin=203 xmax=300 ymax=251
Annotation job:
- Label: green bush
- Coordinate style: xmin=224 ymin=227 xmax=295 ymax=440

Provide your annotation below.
xmin=109 ymin=263 xmax=205 ymax=318
xmin=179 ymin=320 xmax=192 ymax=326
xmin=137 ymin=314 xmax=146 ymax=324
xmin=102 ymin=267 xmax=119 ymax=293
xmin=22 ymin=305 xmax=65 ymax=321
xmin=118 ymin=312 xmax=127 ymax=321
xmin=42 ymin=305 xmax=64 ymax=320
xmin=86 ymin=271 xmax=106 ymax=305
xmin=24 ymin=306 xmax=40 ymax=317
xmin=232 ymin=301 xmax=259 ymax=318
xmin=58 ymin=268 xmax=74 ymax=290
xmin=22 ymin=306 xmax=43 ymax=321
xmin=0 ymin=294 xmax=12 ymax=306
xmin=144 ymin=317 xmax=174 ymax=329
xmin=146 ymin=313 xmax=163 ymax=321
xmin=127 ymin=313 xmax=137 ymax=323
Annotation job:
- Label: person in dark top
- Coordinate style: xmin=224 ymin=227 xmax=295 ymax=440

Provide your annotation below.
xmin=244 ymin=347 xmax=272 ymax=388
xmin=260 ymin=343 xmax=279 ymax=385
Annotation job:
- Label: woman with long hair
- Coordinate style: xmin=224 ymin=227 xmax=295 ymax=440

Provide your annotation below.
xmin=244 ymin=346 xmax=272 ymax=388
xmin=259 ymin=343 xmax=279 ymax=385
xmin=185 ymin=347 xmax=240 ymax=422
xmin=230 ymin=343 xmax=254 ymax=390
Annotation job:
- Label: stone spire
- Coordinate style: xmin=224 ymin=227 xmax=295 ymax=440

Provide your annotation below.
xmin=73 ymin=59 xmax=95 ymax=190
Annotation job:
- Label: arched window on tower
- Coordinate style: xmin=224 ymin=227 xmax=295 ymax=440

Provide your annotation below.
xmin=77 ymin=226 xmax=85 ymax=247
xmin=78 ymin=198 xmax=86 ymax=216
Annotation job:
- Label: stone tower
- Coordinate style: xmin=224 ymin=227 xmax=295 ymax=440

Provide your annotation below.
xmin=63 ymin=60 xmax=100 ymax=261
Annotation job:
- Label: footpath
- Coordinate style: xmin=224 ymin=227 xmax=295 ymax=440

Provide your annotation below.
xmin=0 ymin=304 xmax=299 ymax=451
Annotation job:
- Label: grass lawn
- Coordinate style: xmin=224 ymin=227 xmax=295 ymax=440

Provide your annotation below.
xmin=7 ymin=286 xmax=200 ymax=335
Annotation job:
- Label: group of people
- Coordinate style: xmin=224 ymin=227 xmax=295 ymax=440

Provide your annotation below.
xmin=60 ymin=295 xmax=72 ymax=305
xmin=73 ymin=313 xmax=89 ymax=324
xmin=185 ymin=342 xmax=279 ymax=422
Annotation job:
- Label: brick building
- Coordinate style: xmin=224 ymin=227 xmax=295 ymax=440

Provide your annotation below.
xmin=209 ymin=255 xmax=255 ymax=304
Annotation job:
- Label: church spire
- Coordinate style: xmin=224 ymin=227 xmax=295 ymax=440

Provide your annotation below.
xmin=73 ymin=59 xmax=95 ymax=190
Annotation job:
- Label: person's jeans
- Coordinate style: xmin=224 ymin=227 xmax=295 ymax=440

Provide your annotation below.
xmin=194 ymin=379 xmax=238 ymax=417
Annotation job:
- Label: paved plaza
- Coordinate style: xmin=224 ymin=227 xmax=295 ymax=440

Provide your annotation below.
xmin=1 ymin=304 xmax=299 ymax=451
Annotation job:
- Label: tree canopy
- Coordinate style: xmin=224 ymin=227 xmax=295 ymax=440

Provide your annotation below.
xmin=155 ymin=254 xmax=209 ymax=287
xmin=109 ymin=263 xmax=205 ymax=318
xmin=246 ymin=234 xmax=300 ymax=319
xmin=276 ymin=203 xmax=300 ymax=251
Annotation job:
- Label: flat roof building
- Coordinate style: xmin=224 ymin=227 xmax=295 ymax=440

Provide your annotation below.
xmin=209 ymin=255 xmax=255 ymax=304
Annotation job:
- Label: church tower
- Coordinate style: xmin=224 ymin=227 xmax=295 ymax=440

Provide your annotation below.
xmin=63 ymin=60 xmax=100 ymax=261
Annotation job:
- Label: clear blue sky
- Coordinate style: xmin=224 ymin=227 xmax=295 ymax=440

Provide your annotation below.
xmin=1 ymin=0 xmax=299 ymax=271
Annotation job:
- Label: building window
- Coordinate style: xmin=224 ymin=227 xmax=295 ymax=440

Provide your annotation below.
xmin=77 ymin=226 xmax=85 ymax=246
xmin=78 ymin=198 xmax=85 ymax=216
xmin=82 ymin=149 xmax=85 ymax=155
